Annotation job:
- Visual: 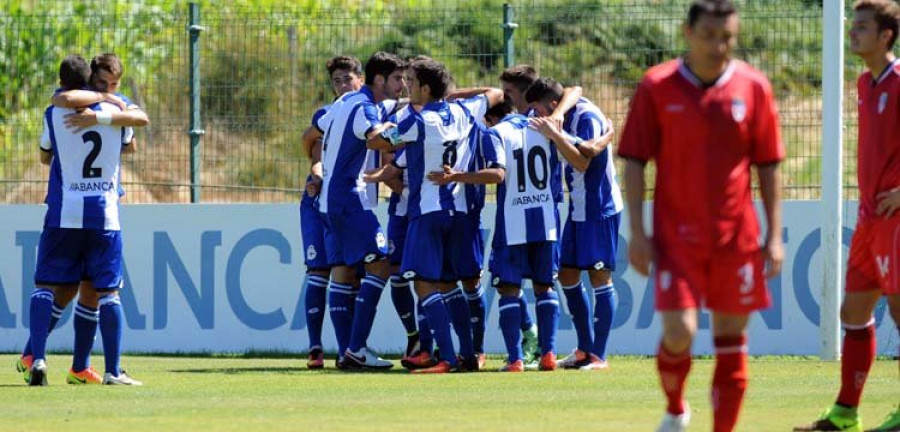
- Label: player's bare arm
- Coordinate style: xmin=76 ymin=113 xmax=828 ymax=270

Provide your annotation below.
xmin=63 ymin=106 xmax=150 ymax=132
xmin=624 ymin=158 xmax=652 ymax=276
xmin=876 ymin=187 xmax=900 ymax=217
xmin=446 ymin=87 xmax=504 ymax=108
xmin=530 ymin=116 xmax=590 ymax=172
xmin=39 ymin=149 xmax=52 ymax=165
xmin=757 ymin=163 xmax=783 ymax=277
xmin=366 ymin=122 xmax=399 ymax=151
xmin=52 ymin=90 xmax=127 ymax=111
xmin=549 ymin=85 xmax=582 ymax=129
xmin=427 ymin=165 xmax=504 ymax=186
xmin=301 ymin=125 xmax=323 ymax=159
xmin=576 ymin=123 xmax=615 ymax=158
xmin=122 ymin=138 xmax=138 ymax=154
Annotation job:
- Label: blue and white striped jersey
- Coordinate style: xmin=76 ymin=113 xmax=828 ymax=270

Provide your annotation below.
xmin=562 ymin=98 xmax=624 ymax=221
xmin=488 ymin=114 xmax=559 ymax=246
xmin=388 ymin=147 xmax=411 ymax=217
xmin=315 ymin=86 xmax=388 ymax=214
xmin=40 ymin=102 xmax=133 ymax=230
xmin=395 ymin=96 xmax=488 ymax=218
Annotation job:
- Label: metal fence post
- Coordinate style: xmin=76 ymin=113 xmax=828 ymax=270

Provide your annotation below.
xmin=502 ymin=4 xmax=518 ymax=68
xmin=188 ymin=3 xmax=205 ymax=203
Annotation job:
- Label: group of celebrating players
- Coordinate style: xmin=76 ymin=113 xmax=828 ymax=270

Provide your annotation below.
xmin=18 ymin=0 xmax=900 ymax=431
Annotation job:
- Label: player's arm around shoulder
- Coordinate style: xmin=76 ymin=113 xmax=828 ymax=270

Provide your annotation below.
xmin=531 ymin=116 xmax=590 ymax=172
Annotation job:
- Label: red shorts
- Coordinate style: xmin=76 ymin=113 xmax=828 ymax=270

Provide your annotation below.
xmin=654 ymin=248 xmax=770 ymax=314
xmin=846 ymin=217 xmax=900 ymax=295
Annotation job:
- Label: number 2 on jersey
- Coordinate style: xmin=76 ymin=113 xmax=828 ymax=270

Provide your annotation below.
xmin=82 ymin=131 xmax=103 ymax=178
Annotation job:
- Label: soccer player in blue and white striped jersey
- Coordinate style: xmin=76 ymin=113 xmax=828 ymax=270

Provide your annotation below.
xmin=527 ymin=78 xmax=622 ymax=371
xmin=299 ymin=55 xmax=364 ymax=369
xmin=369 ymin=58 xmax=502 ymax=373
xmin=27 ymin=55 xmax=142 ymax=386
xmin=307 ymin=52 xmax=406 ymax=370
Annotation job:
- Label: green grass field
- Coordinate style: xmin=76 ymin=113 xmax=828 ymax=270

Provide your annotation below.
xmin=0 ymin=354 xmax=896 ymax=431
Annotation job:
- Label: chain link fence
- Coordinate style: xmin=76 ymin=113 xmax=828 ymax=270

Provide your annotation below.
xmin=1 ymin=1 xmax=846 ymax=203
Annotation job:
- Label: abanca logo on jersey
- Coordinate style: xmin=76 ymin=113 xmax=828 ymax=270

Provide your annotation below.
xmin=69 ymin=181 xmax=115 ymax=192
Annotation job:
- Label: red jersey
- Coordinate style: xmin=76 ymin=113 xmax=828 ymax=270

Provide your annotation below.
xmin=618 ymin=58 xmax=784 ymax=255
xmin=857 ymin=60 xmax=900 ymax=223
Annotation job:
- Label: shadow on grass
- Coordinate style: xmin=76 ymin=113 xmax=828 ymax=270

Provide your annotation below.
xmin=169 ymin=367 xmax=410 ymax=375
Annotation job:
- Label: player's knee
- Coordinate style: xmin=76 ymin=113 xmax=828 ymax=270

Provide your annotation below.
xmin=840 ymin=301 xmax=875 ymax=326
xmin=557 ymin=268 xmax=580 ymax=286
xmin=589 ymin=269 xmax=612 ymax=287
xmin=533 ymin=284 xmax=553 ymax=295
xmin=497 ymin=285 xmax=520 ymax=298
xmin=662 ymin=326 xmax=693 ymax=351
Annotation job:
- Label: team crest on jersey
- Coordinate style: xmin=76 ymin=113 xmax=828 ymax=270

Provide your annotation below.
xmin=731 ymin=98 xmax=746 ymax=122
xmin=659 ymin=271 xmax=672 ymax=292
xmin=879 ymin=92 xmax=889 ymax=114
xmin=306 ymin=245 xmax=318 ymax=261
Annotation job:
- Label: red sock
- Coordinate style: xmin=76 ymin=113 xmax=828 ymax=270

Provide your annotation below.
xmin=836 ymin=323 xmax=876 ymax=408
xmin=712 ymin=335 xmax=748 ymax=432
xmin=657 ymin=342 xmax=691 ymax=415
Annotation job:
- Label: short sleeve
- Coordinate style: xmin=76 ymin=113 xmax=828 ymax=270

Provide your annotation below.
xmin=457 ymin=95 xmax=489 ymax=122
xmin=618 ymin=78 xmax=660 ymax=162
xmin=396 ymin=107 xmax=421 ymax=143
xmin=392 ymin=148 xmax=408 ymax=169
xmin=40 ymin=115 xmax=52 ymax=151
xmin=122 ymin=127 xmax=135 ymax=145
xmin=750 ymin=80 xmax=785 ymax=165
xmin=353 ymin=101 xmax=381 ymax=140
xmin=483 ymin=129 xmax=506 ymax=169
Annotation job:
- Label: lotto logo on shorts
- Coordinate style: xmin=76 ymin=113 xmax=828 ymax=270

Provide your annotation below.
xmin=364 ymin=253 xmax=378 ymax=264
xmin=306 ymin=245 xmax=317 ymax=261
xmin=403 ymin=270 xmax=417 ymax=280
xmin=593 ymin=261 xmax=606 ymax=270
xmin=375 ymin=232 xmax=387 ymax=249
xmin=492 ymin=276 xmax=500 ymax=286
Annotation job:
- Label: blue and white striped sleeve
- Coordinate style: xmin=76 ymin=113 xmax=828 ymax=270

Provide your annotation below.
xmin=483 ymin=130 xmax=505 ymax=170
xmin=354 ymin=101 xmax=382 ymax=139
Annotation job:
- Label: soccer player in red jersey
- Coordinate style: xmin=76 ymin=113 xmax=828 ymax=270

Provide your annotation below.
xmin=795 ymin=2 xmax=900 ymax=431
xmin=618 ymin=1 xmax=784 ymax=431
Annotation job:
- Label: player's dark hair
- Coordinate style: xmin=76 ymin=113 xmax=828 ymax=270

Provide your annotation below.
xmin=410 ymin=58 xmax=452 ymax=100
xmin=524 ymin=77 xmax=564 ymax=104
xmin=59 ymin=54 xmax=91 ymax=90
xmin=499 ymin=64 xmax=538 ymax=93
xmin=326 ymin=55 xmax=363 ymax=77
xmin=687 ymin=0 xmax=738 ymax=28
xmin=364 ymin=52 xmax=405 ymax=85
xmin=854 ymin=0 xmax=900 ymax=49
xmin=91 ymin=53 xmax=124 ymax=78
xmin=485 ymin=99 xmax=514 ymax=122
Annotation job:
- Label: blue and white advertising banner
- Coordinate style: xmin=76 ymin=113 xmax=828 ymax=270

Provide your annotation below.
xmin=0 ymin=202 xmax=896 ymax=355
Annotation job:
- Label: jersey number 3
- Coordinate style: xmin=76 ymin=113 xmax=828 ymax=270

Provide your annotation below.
xmin=82 ymin=131 xmax=103 ymax=179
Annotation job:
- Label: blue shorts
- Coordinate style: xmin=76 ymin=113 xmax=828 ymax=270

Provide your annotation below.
xmin=489 ymin=241 xmax=559 ymax=287
xmin=300 ymin=196 xmax=330 ymax=271
xmin=322 ymin=209 xmax=388 ymax=267
xmin=456 ymin=211 xmax=486 ymax=280
xmin=34 ymin=227 xmax=124 ymax=290
xmin=387 ymin=213 xmax=408 ymax=266
xmin=560 ymin=212 xmax=620 ymax=271
xmin=400 ymin=210 xmax=471 ymax=282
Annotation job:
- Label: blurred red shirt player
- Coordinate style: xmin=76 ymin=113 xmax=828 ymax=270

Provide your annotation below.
xmin=618 ymin=1 xmax=784 ymax=431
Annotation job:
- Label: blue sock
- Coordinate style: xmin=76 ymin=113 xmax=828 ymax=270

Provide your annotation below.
xmin=421 ymin=292 xmax=457 ymax=366
xmin=328 ymin=282 xmax=355 ymax=356
xmin=466 ymin=283 xmax=487 ymax=354
xmin=416 ymin=300 xmax=433 ymax=354
xmin=28 ymin=289 xmax=55 ymax=361
xmin=518 ymin=291 xmax=534 ymax=332
xmin=72 ymin=302 xmax=99 ymax=372
xmin=535 ymin=291 xmax=560 ymax=355
xmin=347 ymin=274 xmax=387 ymax=353
xmin=23 ymin=302 xmax=64 ymax=358
xmin=304 ymin=274 xmax=329 ymax=350
xmin=390 ymin=275 xmax=417 ymax=335
xmin=562 ymin=282 xmax=593 ymax=352
xmin=98 ymin=293 xmax=123 ymax=376
xmin=499 ymin=296 xmax=523 ymax=363
xmin=443 ymin=287 xmax=474 ymax=359
xmin=592 ymin=284 xmax=616 ymax=360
